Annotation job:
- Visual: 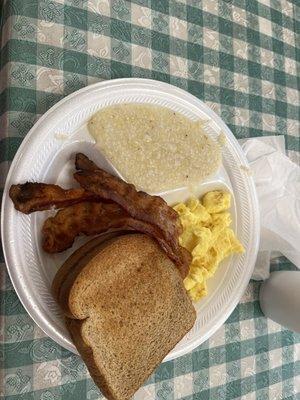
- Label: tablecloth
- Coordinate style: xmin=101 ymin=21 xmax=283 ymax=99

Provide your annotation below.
xmin=0 ymin=0 xmax=299 ymax=399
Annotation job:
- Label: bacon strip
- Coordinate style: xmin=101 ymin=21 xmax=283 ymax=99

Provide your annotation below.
xmin=74 ymin=153 xmax=190 ymax=273
xmin=9 ymin=154 xmax=191 ymax=277
xmin=74 ymin=153 xmax=183 ymax=251
xmin=42 ymin=202 xmax=189 ymax=277
xmin=9 ymin=182 xmax=99 ymax=214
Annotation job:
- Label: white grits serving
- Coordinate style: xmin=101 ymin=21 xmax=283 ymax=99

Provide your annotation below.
xmin=88 ymin=104 xmax=221 ymax=193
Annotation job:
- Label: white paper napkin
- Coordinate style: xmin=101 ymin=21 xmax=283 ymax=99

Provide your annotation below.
xmin=238 ymin=136 xmax=300 ymax=280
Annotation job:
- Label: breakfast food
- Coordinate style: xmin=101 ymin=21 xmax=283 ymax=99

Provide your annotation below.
xmin=9 ymin=182 xmax=98 ymax=213
xmin=174 ymin=190 xmax=244 ymax=301
xmin=202 ymin=190 xmax=231 ymax=213
xmin=9 ymin=153 xmax=191 ymax=278
xmin=74 ymin=153 xmax=190 ymax=272
xmin=52 ymin=233 xmax=196 ymax=400
xmin=89 ymin=104 xmax=221 ymax=193
xmin=7 ymin=101 xmax=249 ymax=400
xmin=42 ymin=201 xmax=189 ymax=278
xmin=42 ymin=201 xmax=130 ymax=252
xmin=75 ymin=154 xmax=182 ymax=249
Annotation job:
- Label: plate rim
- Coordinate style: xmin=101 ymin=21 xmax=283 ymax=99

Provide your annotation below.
xmin=1 ymin=78 xmax=260 ymax=361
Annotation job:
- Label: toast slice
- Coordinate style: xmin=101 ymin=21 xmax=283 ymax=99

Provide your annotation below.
xmin=52 ymin=233 xmax=196 ymax=400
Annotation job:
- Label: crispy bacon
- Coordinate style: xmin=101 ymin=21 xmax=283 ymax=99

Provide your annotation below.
xmin=9 ymin=182 xmax=99 ymax=214
xmin=74 ymin=153 xmax=190 ymax=274
xmin=9 ymin=154 xmax=192 ymax=278
xmin=74 ymin=154 xmax=183 ymax=252
xmin=42 ymin=201 xmax=190 ymax=277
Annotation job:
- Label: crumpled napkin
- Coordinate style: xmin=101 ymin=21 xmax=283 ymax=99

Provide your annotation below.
xmin=238 ymin=136 xmax=300 ymax=280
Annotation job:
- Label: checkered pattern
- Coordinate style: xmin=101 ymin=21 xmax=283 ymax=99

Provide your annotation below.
xmin=1 ymin=0 xmax=299 ymax=398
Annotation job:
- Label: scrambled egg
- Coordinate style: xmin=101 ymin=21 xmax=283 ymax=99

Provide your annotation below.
xmin=173 ymin=191 xmax=244 ymax=302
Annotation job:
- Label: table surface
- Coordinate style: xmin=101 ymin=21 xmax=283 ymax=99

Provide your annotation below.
xmin=0 ymin=0 xmax=299 ymax=399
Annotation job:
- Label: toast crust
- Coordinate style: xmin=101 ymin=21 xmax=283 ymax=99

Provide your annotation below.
xmin=52 ymin=232 xmax=124 ymax=317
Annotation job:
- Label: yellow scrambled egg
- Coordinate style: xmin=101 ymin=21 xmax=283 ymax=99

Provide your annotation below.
xmin=173 ymin=191 xmax=244 ymax=302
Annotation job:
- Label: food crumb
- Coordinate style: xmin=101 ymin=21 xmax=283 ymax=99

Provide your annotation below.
xmin=218 ymin=132 xmax=226 ymax=146
xmin=240 ymin=165 xmax=252 ymax=175
xmin=54 ymin=132 xmax=69 ymax=141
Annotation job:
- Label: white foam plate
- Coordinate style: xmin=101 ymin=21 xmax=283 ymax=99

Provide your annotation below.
xmin=1 ymin=78 xmax=260 ymax=361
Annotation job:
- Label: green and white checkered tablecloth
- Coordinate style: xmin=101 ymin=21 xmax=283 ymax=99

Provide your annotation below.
xmin=0 ymin=0 xmax=299 ymax=398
